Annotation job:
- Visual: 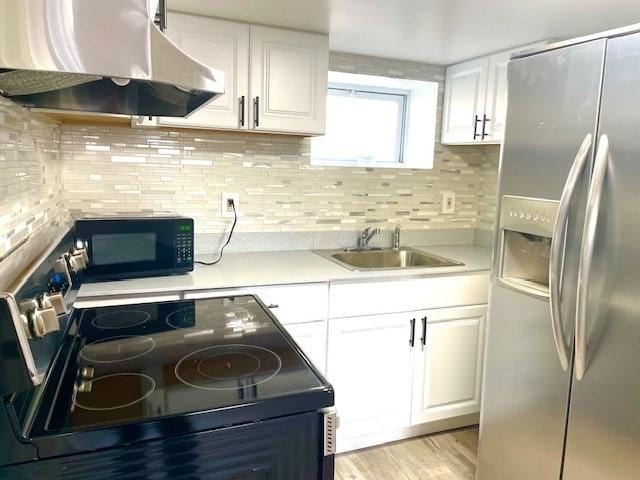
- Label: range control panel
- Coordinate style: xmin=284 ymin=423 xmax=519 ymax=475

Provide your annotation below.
xmin=499 ymin=196 xmax=559 ymax=238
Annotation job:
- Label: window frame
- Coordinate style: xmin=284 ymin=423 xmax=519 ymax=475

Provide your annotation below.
xmin=312 ymin=71 xmax=438 ymax=170
xmin=320 ymin=82 xmax=410 ymax=166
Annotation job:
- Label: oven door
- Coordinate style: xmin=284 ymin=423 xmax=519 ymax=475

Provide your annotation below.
xmin=17 ymin=412 xmax=331 ymax=479
xmin=77 ymin=219 xmax=183 ymax=280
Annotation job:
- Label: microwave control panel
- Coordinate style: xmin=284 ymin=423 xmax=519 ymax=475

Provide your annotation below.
xmin=175 ymin=221 xmax=194 ymax=266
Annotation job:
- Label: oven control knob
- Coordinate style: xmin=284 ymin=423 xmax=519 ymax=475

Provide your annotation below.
xmin=54 ymin=256 xmax=72 ymax=287
xmin=73 ymin=246 xmax=89 ymax=264
xmin=43 ymin=292 xmax=67 ymax=315
xmin=34 ymin=306 xmax=60 ymax=336
xmin=69 ymin=253 xmax=87 ymax=273
xmin=20 ymin=313 xmax=33 ymax=339
xmin=77 ymin=380 xmax=93 ymax=393
xmin=27 ymin=310 xmax=46 ymax=338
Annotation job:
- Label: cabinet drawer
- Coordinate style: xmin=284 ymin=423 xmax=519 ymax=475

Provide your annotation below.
xmin=184 ymin=283 xmax=329 ymax=324
xmin=329 ymin=273 xmax=489 ymax=318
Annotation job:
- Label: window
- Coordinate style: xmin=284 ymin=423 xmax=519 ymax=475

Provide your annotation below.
xmin=312 ymin=86 xmax=408 ymax=165
xmin=312 ymin=72 xmax=438 ymax=169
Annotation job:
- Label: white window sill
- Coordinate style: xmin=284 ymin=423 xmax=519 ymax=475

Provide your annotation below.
xmin=311 ymin=158 xmax=430 ymax=170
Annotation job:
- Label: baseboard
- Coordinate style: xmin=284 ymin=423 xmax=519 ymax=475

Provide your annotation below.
xmin=336 ymin=413 xmax=480 ymax=454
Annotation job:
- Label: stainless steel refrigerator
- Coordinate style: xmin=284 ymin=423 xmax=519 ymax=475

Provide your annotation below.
xmin=477 ymin=25 xmax=640 ymax=480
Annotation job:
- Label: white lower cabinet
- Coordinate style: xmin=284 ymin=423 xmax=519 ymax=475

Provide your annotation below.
xmin=327 ymin=313 xmax=415 ymax=440
xmin=327 ymin=296 xmax=488 ymax=451
xmin=285 ymin=320 xmax=327 ymax=374
xmin=411 ymin=305 xmax=487 ymax=425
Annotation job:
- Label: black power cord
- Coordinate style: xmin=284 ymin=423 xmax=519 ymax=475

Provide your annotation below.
xmin=195 ymin=201 xmax=237 ymax=266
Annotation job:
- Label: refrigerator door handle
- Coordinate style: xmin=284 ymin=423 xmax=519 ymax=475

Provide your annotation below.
xmin=549 ymin=133 xmax=593 ymax=371
xmin=575 ymin=134 xmax=609 ymax=380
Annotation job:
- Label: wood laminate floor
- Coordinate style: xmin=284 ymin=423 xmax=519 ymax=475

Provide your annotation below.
xmin=335 ymin=427 xmax=478 ymax=480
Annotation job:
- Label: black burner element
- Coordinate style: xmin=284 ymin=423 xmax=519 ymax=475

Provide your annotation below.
xmin=165 ymin=306 xmax=196 ymax=329
xmin=73 ymin=373 xmax=156 ymax=411
xmin=197 ymin=352 xmax=261 ymax=380
xmin=92 ymin=309 xmax=151 ymax=329
xmin=175 ymin=344 xmax=282 ymax=391
xmin=79 ymin=336 xmax=156 ymax=364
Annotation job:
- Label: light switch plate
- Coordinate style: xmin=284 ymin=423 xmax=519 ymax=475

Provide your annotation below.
xmin=442 ymin=191 xmax=456 ymax=214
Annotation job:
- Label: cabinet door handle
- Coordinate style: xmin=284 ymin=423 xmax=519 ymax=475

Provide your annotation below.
xmin=253 ymin=96 xmax=260 ymax=127
xmin=481 ymin=114 xmax=490 ymax=139
xmin=409 ymin=318 xmax=416 ymax=347
xmin=420 ymin=316 xmax=427 ymax=347
xmin=267 ymin=304 xmax=279 ymax=309
xmin=239 ymin=96 xmax=245 ymax=127
xmin=473 ymin=115 xmax=482 ymax=139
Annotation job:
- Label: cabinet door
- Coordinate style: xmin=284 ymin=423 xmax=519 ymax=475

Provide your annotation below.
xmin=327 ymin=313 xmax=415 ymax=441
xmin=250 ymin=26 xmax=328 ymax=135
xmin=483 ymin=50 xmax=511 ymax=143
xmin=284 ymin=321 xmax=327 ymax=374
xmin=441 ymin=57 xmax=489 ymax=144
xmin=159 ymin=14 xmax=249 ymax=130
xmin=411 ymin=305 xmax=487 ymax=425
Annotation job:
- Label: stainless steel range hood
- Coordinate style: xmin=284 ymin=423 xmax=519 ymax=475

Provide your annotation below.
xmin=0 ymin=0 xmax=224 ymax=117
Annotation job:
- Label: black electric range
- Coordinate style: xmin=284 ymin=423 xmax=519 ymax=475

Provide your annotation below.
xmin=0 ymin=232 xmax=335 ymax=480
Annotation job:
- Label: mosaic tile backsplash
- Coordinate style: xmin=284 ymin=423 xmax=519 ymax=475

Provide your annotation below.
xmin=60 ymin=125 xmax=498 ymax=234
xmin=0 ymin=52 xmax=500 ymax=263
xmin=0 ymin=97 xmax=67 ymax=261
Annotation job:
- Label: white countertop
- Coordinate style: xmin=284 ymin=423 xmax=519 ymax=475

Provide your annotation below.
xmin=77 ymin=245 xmax=492 ymax=300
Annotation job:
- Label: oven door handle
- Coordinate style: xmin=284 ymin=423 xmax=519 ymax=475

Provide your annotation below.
xmin=549 ymin=133 xmax=592 ymax=372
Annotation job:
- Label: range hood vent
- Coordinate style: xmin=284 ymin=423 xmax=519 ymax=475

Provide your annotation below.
xmin=0 ymin=0 xmax=224 ymax=117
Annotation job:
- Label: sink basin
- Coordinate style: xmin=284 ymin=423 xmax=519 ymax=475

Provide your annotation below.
xmin=314 ymin=247 xmax=464 ymax=271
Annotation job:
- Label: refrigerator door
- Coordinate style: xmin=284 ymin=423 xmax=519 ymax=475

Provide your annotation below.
xmin=477 ymin=39 xmax=606 ymax=480
xmin=563 ymin=31 xmax=640 ymax=480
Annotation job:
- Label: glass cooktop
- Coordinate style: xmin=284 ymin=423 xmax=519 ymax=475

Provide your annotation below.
xmin=45 ymin=296 xmax=328 ymax=433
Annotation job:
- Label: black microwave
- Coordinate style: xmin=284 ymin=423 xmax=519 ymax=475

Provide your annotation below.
xmin=75 ymin=215 xmax=194 ymax=280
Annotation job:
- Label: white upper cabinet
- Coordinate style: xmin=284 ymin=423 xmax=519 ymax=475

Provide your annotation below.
xmin=441 ymin=42 xmax=546 ymax=145
xmin=483 ymin=50 xmax=511 ymax=142
xmin=250 ymin=26 xmax=328 ymax=135
xmin=441 ymin=58 xmax=489 ymax=144
xmin=160 ymin=14 xmax=249 ymax=130
xmin=158 ymin=14 xmax=328 ymax=136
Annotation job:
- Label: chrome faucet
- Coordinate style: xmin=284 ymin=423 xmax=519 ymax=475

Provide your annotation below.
xmin=393 ymin=224 xmax=401 ymax=250
xmin=358 ymin=227 xmax=380 ymax=250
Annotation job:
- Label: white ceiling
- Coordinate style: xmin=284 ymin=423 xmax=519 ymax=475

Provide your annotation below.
xmin=169 ymin=0 xmax=640 ymax=65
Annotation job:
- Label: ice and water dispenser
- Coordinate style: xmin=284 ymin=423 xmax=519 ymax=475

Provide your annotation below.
xmin=496 ymin=196 xmax=559 ymax=299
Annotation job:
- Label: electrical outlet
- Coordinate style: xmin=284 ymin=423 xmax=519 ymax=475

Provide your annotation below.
xmin=442 ymin=191 xmax=456 ymax=214
xmin=221 ymin=193 xmax=239 ymax=218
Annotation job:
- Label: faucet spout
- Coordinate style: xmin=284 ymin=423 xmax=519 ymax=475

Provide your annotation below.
xmin=358 ymin=226 xmax=380 ymax=250
xmin=393 ymin=224 xmax=401 ymax=250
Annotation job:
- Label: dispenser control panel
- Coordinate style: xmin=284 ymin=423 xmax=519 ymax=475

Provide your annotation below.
xmin=500 ymin=196 xmax=559 ymax=238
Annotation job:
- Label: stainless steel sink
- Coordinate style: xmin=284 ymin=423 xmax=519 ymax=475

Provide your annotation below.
xmin=314 ymin=247 xmax=464 ymax=271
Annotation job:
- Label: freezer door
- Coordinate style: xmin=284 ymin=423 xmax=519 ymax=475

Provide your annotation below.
xmin=563 ymin=32 xmax=640 ymax=480
xmin=477 ymin=39 xmax=606 ymax=480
